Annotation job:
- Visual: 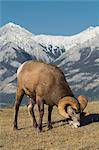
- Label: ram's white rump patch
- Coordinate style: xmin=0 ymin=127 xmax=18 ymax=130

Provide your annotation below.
xmin=17 ymin=62 xmax=26 ymax=77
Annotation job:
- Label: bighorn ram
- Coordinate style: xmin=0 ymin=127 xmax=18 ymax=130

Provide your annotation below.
xmin=13 ymin=61 xmax=88 ymax=131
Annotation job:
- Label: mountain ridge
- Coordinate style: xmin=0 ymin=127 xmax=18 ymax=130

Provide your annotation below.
xmin=0 ymin=22 xmax=99 ymax=104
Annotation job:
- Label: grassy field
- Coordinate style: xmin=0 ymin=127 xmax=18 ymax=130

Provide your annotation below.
xmin=0 ymin=102 xmax=99 ymax=150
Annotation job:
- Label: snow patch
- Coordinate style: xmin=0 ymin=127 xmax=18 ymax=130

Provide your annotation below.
xmin=95 ymin=58 xmax=99 ymax=63
xmin=2 ymin=83 xmax=16 ymax=94
xmin=10 ymin=61 xmax=21 ymax=68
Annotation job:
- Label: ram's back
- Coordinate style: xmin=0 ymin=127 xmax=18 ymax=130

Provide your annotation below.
xmin=17 ymin=61 xmax=73 ymax=105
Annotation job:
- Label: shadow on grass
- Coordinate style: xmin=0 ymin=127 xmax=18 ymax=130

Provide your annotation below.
xmin=42 ymin=119 xmax=68 ymax=132
xmin=17 ymin=119 xmax=67 ymax=132
xmin=43 ymin=113 xmax=99 ymax=130
xmin=81 ymin=113 xmax=99 ymax=126
xmin=42 ymin=119 xmax=68 ymax=131
xmin=18 ymin=113 xmax=99 ymax=131
xmin=18 ymin=125 xmax=33 ymax=130
xmin=43 ymin=118 xmax=68 ymax=127
xmin=50 ymin=113 xmax=99 ymax=128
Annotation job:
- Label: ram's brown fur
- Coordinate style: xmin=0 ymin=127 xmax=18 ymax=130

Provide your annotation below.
xmin=17 ymin=61 xmax=74 ymax=104
xmin=13 ymin=61 xmax=85 ymax=131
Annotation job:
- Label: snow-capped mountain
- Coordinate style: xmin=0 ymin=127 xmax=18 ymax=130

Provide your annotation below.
xmin=54 ymin=46 xmax=99 ymax=99
xmin=0 ymin=22 xmax=99 ymax=105
xmin=0 ymin=23 xmax=53 ymax=62
xmin=33 ymin=26 xmax=99 ymax=50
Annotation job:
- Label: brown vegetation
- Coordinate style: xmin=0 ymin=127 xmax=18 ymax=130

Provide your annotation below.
xmin=0 ymin=101 xmax=99 ymax=150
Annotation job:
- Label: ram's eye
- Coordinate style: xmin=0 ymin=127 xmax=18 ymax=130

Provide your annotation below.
xmin=73 ymin=108 xmax=79 ymax=114
xmin=72 ymin=112 xmax=75 ymax=115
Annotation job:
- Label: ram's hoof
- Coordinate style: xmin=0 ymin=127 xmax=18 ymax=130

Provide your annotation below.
xmin=48 ymin=125 xmax=53 ymax=130
xmin=13 ymin=126 xmax=18 ymax=130
xmin=37 ymin=126 xmax=43 ymax=133
xmin=33 ymin=123 xmax=38 ymax=128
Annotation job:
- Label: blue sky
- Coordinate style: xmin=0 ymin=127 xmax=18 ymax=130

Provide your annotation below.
xmin=0 ymin=0 xmax=99 ymax=36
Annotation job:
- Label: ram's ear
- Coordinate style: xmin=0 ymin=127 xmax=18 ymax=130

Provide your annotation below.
xmin=77 ymin=95 xmax=88 ymax=112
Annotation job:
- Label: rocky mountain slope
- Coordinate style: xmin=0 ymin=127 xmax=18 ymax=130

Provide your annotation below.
xmin=0 ymin=22 xmax=99 ymax=105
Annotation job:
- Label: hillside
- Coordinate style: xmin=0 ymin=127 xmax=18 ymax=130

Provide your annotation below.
xmin=0 ymin=102 xmax=99 ymax=150
xmin=0 ymin=22 xmax=99 ymax=103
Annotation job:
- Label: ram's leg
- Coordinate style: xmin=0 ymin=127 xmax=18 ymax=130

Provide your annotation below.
xmin=37 ymin=97 xmax=44 ymax=132
xmin=13 ymin=87 xmax=24 ymax=130
xmin=27 ymin=99 xmax=38 ymax=128
xmin=48 ymin=105 xmax=53 ymax=129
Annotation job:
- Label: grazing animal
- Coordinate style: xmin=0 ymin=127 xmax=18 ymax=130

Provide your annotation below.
xmin=13 ymin=61 xmax=88 ymax=131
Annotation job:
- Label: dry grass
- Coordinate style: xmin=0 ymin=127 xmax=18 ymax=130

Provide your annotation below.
xmin=0 ymin=102 xmax=99 ymax=150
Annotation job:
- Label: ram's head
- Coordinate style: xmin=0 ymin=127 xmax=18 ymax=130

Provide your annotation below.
xmin=58 ymin=96 xmax=88 ymax=128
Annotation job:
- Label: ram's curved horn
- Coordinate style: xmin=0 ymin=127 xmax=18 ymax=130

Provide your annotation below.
xmin=58 ymin=96 xmax=80 ymax=118
xmin=77 ymin=95 xmax=88 ymax=112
